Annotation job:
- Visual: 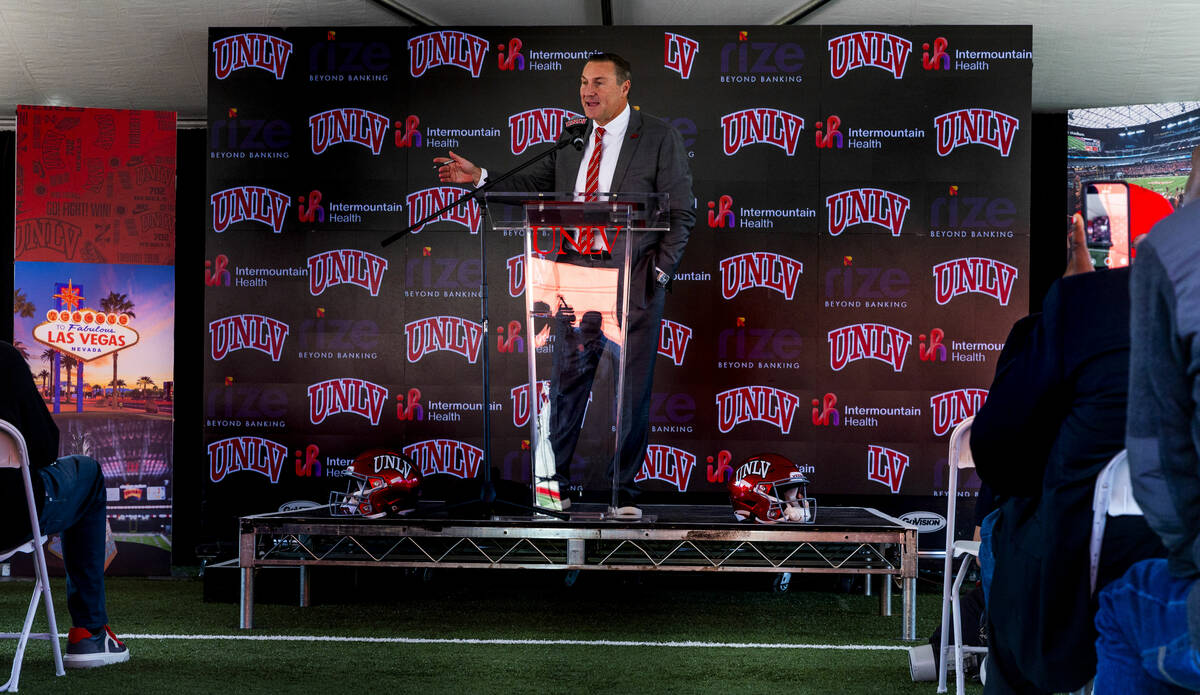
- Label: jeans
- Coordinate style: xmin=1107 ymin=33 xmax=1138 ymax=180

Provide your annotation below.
xmin=34 ymin=455 xmax=109 ymax=630
xmin=979 ymin=508 xmax=998 ymax=605
xmin=1094 ymin=558 xmax=1200 ymax=694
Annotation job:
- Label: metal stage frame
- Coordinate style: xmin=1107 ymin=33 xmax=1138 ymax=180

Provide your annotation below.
xmin=236 ymin=504 xmax=919 ymax=639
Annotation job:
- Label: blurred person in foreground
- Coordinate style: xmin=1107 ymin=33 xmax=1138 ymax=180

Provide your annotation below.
xmin=1093 ymin=148 xmax=1200 ymax=693
xmin=0 ymin=341 xmax=129 ymax=668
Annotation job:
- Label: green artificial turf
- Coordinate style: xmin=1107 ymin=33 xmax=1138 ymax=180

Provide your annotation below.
xmin=0 ymin=573 xmax=981 ymax=694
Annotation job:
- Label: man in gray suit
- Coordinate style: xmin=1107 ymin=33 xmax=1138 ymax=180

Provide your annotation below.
xmin=436 ymin=53 xmax=695 ymax=518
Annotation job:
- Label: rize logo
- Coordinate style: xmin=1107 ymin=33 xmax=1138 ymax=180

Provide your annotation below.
xmin=825 ymin=188 xmax=910 ymax=237
xmin=510 ymin=380 xmax=550 ymax=428
xmin=406 ymin=187 xmax=482 ymax=234
xmin=719 ymin=252 xmax=803 ymax=301
xmin=403 ymin=439 xmax=485 ymax=479
xmin=498 ymin=38 xmax=525 ymax=71
xmin=212 ymin=33 xmax=293 ymax=80
xmin=208 ymin=436 xmax=288 ymax=484
xmin=664 ymin=32 xmax=699 ymax=79
xmin=307 ymin=378 xmax=388 ymax=426
xmin=867 ymin=444 xmax=909 ymax=494
xmin=309 ymin=108 xmax=389 ymax=155
xmin=308 ymin=249 xmax=388 ymax=297
xmin=934 ymin=109 xmax=1019 ymax=157
xmin=721 ymin=109 xmax=804 ymax=156
xmin=635 ymin=445 xmax=697 ymax=492
xmin=930 ymin=388 xmax=988 ymax=437
xmin=210 ymin=186 xmax=290 ymax=234
xmin=828 ymin=31 xmax=912 ymax=79
xmin=932 ymin=257 xmax=1018 ymax=306
xmin=395 ymin=115 xmax=422 ymax=148
xmin=923 ymin=37 xmax=950 ymax=71
xmin=408 ymin=31 xmax=489 ymax=78
xmin=509 ymin=107 xmax=583 ymax=155
xmin=707 ymin=195 xmax=735 ymax=228
xmin=404 ymin=316 xmax=485 ymax=364
xmin=814 ymin=115 xmax=843 ymax=149
xmin=658 ymin=319 xmax=692 ymax=366
xmin=506 ymin=254 xmax=525 ymax=297
xmin=209 ymin=314 xmax=289 ymax=362
xmin=715 ymin=385 xmax=801 ymax=434
xmin=828 ymin=323 xmax=912 ymax=372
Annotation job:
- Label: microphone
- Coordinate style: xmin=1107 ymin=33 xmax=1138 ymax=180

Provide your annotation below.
xmin=562 ymin=117 xmax=588 ymax=151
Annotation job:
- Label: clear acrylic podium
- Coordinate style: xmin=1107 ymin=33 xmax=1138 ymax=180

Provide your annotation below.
xmin=485 ymin=192 xmax=669 ymax=517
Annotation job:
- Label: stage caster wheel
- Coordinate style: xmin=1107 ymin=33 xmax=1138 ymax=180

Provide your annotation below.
xmin=563 ymin=570 xmax=580 ymax=587
xmin=772 ymin=572 xmax=792 ymax=593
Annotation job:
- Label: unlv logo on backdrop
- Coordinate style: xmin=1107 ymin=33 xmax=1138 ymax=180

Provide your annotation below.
xmin=307 ymin=378 xmax=388 ymax=426
xmin=664 ymin=32 xmax=699 ymax=79
xmin=212 ymin=33 xmax=293 ymax=80
xmin=658 ymin=319 xmax=692 ymax=366
xmin=934 ymin=109 xmax=1019 ymax=157
xmin=930 ymin=388 xmax=988 ymax=436
xmin=309 ymin=108 xmax=389 ymax=155
xmin=932 ymin=257 xmax=1018 ymax=306
xmin=208 ymin=436 xmax=288 ymax=484
xmin=721 ymin=109 xmax=804 ymax=156
xmin=509 ymin=108 xmax=583 ymax=155
xmin=408 ymin=31 xmax=489 ymax=78
xmin=923 ymin=37 xmax=950 ymax=70
xmin=210 ymin=186 xmax=290 ymax=234
xmin=209 ymin=314 xmax=289 ymax=362
xmin=719 ymin=252 xmax=803 ymax=301
xmin=828 ymin=323 xmax=912 ymax=372
xmin=405 ymin=316 xmax=485 ymax=364
xmin=307 ymin=249 xmax=388 ymax=297
xmin=406 ymin=187 xmax=482 ymax=234
xmin=715 ymin=385 xmax=801 ymax=434
xmin=825 ymin=188 xmax=911 ymax=237
xmin=707 ymin=195 xmax=735 ymax=228
xmin=403 ymin=439 xmax=485 ymax=479
xmin=867 ymin=444 xmax=909 ymax=494
xmin=635 ymin=445 xmax=697 ymax=492
xmin=827 ymin=31 xmax=912 ymax=79
xmin=497 ymin=38 xmax=525 ymax=71
xmin=506 ymin=255 xmax=525 ymax=297
xmin=510 ymin=380 xmax=550 ymax=428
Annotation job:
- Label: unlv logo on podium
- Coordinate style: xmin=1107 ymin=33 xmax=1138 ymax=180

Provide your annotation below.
xmin=635 ymin=445 xmax=697 ymax=492
xmin=930 ymin=388 xmax=988 ymax=436
xmin=867 ymin=444 xmax=909 ymax=494
xmin=828 ymin=31 xmax=911 ymax=79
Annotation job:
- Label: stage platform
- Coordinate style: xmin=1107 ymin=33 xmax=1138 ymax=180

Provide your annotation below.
xmin=233 ymin=504 xmax=918 ymax=639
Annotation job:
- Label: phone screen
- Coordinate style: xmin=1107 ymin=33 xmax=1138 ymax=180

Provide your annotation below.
xmin=1084 ymin=182 xmax=1130 ymax=268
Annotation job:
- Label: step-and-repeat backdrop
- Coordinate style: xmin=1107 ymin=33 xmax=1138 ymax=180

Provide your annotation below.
xmin=204 ymin=26 xmax=1031 ymax=536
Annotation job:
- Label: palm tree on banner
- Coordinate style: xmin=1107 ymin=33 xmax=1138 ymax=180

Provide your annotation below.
xmin=137 ymin=375 xmax=155 ymax=401
xmin=37 ymin=369 xmax=49 ymax=395
xmin=99 ymin=291 xmax=136 ymax=407
xmin=13 ymin=289 xmax=35 ymax=318
xmin=40 ymin=348 xmax=58 ymax=397
xmin=12 ymin=340 xmax=30 ymax=360
xmin=60 ymin=354 xmax=78 ymax=402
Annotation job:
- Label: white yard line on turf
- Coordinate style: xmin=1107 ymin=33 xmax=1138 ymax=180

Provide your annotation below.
xmin=95 ymin=634 xmax=908 ymax=650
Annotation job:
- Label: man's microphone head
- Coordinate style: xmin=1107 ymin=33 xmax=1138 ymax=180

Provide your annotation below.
xmin=562 ymin=118 xmax=588 ymax=151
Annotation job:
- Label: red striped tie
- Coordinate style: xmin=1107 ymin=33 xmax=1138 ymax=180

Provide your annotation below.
xmin=584 ymin=127 xmax=605 ymax=201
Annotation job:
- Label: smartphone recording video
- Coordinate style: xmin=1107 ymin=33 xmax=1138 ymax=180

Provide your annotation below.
xmin=1083 ymin=181 xmax=1130 ymax=268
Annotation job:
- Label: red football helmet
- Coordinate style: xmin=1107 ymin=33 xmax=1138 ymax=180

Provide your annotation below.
xmin=727 ymin=453 xmax=814 ymax=524
xmin=330 ymin=449 xmax=421 ymax=518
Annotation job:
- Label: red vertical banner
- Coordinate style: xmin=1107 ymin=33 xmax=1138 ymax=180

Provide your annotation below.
xmin=14 ymin=105 xmax=177 ymax=575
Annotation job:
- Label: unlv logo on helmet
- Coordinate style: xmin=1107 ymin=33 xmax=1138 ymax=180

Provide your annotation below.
xmin=406 ymin=187 xmax=482 ymax=234
xmin=403 ymin=439 xmax=485 ymax=479
xmin=309 ymin=108 xmax=389 ymax=155
xmin=664 ymin=33 xmax=699 ymax=79
xmin=867 ymin=444 xmax=909 ymax=493
xmin=715 ymin=385 xmax=801 ymax=434
xmin=210 ymin=186 xmax=290 ymax=234
xmin=510 ymin=380 xmax=550 ymax=428
xmin=209 ymin=314 xmax=289 ymax=362
xmin=930 ymin=388 xmax=988 ymax=436
xmin=308 ymin=249 xmax=388 ymax=297
xmin=405 ymin=315 xmax=485 ymax=364
xmin=828 ymin=323 xmax=912 ymax=372
xmin=932 ymin=257 xmax=1018 ymax=306
xmin=827 ymin=31 xmax=912 ymax=79
xmin=721 ymin=109 xmax=804 ymax=156
xmin=307 ymin=378 xmax=388 ymax=426
xmin=208 ymin=436 xmax=288 ymax=484
xmin=658 ymin=319 xmax=692 ymax=366
xmin=508 ymin=108 xmax=583 ymax=155
xmin=934 ymin=109 xmax=1019 ymax=157
xmin=506 ymin=254 xmax=525 ymax=297
xmin=635 ymin=444 xmax=696 ymax=492
xmin=719 ymin=252 xmax=804 ymax=301
xmin=826 ymin=188 xmax=910 ymax=237
xmin=212 ymin=33 xmax=292 ymax=80
xmin=408 ymin=31 xmax=489 ymax=78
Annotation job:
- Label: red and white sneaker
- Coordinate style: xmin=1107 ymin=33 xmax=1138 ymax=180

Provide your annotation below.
xmin=65 ymin=625 xmax=130 ymax=668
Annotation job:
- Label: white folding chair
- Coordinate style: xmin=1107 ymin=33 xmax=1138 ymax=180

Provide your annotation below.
xmin=937 ymin=416 xmax=987 ymax=694
xmin=0 ymin=419 xmax=65 ymax=691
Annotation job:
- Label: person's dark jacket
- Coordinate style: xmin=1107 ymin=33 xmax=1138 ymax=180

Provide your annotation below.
xmin=971 ymin=267 xmax=1164 ymax=693
xmin=0 ymin=341 xmax=58 ymax=547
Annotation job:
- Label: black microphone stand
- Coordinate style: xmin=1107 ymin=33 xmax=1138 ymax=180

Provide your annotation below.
xmin=382 ymin=133 xmax=583 ymax=520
